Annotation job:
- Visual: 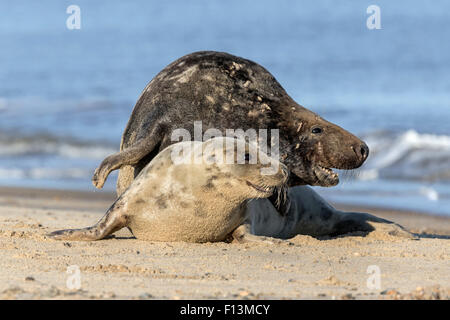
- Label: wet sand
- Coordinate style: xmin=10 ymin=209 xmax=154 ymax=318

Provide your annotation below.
xmin=0 ymin=186 xmax=448 ymax=300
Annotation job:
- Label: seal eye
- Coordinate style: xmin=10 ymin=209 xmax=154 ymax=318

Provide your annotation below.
xmin=311 ymin=127 xmax=323 ymax=134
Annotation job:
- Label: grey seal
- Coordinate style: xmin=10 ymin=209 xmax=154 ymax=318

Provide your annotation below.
xmin=48 ymin=137 xmax=288 ymax=242
xmin=87 ymin=51 xmax=408 ymax=239
xmin=246 ymin=186 xmax=415 ymax=239
xmin=91 ymin=51 xmax=369 ymax=198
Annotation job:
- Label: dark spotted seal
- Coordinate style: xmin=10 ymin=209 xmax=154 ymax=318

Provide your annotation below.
xmin=48 ymin=137 xmax=288 ymax=242
xmin=91 ymin=51 xmax=369 ymax=198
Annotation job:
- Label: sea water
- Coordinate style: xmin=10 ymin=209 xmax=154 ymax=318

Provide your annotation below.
xmin=0 ymin=0 xmax=449 ymax=215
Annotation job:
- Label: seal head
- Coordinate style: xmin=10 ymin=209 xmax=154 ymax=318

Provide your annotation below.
xmin=276 ymin=105 xmax=369 ymax=187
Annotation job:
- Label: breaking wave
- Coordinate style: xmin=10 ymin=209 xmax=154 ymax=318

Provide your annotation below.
xmin=0 ymin=132 xmax=117 ymax=160
xmin=358 ymin=130 xmax=450 ymax=182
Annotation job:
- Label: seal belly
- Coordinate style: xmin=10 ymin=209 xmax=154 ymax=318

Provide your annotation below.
xmin=127 ymin=204 xmax=247 ymax=242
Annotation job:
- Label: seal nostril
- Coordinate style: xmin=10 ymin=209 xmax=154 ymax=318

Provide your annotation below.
xmin=360 ymin=144 xmax=369 ymax=160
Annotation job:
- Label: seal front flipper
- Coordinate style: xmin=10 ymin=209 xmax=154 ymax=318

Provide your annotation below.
xmin=92 ymin=124 xmax=164 ymax=189
xmin=47 ymin=199 xmax=128 ymax=241
xmin=230 ymin=224 xmax=291 ymax=245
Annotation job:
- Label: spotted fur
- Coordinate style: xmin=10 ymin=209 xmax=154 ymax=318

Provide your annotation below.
xmin=48 ymin=137 xmax=288 ymax=242
xmin=91 ymin=51 xmax=369 ymax=198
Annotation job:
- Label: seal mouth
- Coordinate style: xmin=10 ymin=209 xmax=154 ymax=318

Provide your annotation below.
xmin=313 ymin=165 xmax=339 ymax=186
xmin=246 ymin=181 xmax=275 ymax=195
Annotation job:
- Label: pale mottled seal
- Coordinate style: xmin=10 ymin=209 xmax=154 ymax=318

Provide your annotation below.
xmin=92 ymin=51 xmax=369 ymax=198
xmin=48 ymin=137 xmax=288 ymax=242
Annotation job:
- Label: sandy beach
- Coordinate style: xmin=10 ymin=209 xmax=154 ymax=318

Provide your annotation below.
xmin=0 ymin=186 xmax=448 ymax=300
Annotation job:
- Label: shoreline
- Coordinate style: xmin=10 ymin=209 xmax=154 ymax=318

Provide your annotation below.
xmin=1 ymin=184 xmax=446 ymax=214
xmin=1 ymin=185 xmax=449 ymax=236
xmin=0 ymin=185 xmax=449 ymax=299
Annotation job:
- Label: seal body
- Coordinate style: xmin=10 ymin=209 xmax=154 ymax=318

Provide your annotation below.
xmin=248 ymin=186 xmax=414 ymax=239
xmin=91 ymin=51 xmax=369 ymax=198
xmin=48 ymin=137 xmax=288 ymax=242
xmin=85 ymin=51 xmax=392 ymax=239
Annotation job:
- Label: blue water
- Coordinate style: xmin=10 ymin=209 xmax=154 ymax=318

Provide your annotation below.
xmin=0 ymin=0 xmax=449 ymax=215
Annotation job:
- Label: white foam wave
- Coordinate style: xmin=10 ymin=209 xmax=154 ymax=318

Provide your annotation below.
xmin=1 ymin=129 xmax=449 ymax=183
xmin=359 ymin=130 xmax=450 ymax=182
xmin=0 ymin=135 xmax=116 ymax=159
xmin=0 ymin=167 xmax=91 ymax=180
xmin=419 ymin=186 xmax=439 ymax=201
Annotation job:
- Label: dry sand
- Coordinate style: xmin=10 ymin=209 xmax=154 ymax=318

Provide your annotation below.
xmin=0 ymin=186 xmax=448 ymax=300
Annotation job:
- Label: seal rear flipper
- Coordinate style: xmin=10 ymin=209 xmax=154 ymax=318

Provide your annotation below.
xmin=333 ymin=211 xmax=417 ymax=239
xmin=47 ymin=226 xmax=111 ymax=241
xmin=47 ymin=201 xmax=128 ymax=241
xmin=92 ymin=123 xmax=165 ymax=189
